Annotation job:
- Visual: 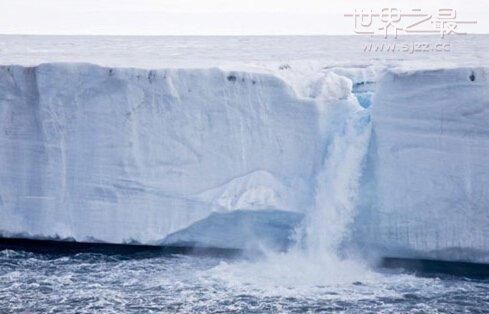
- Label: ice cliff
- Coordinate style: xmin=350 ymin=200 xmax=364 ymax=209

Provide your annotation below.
xmin=0 ymin=62 xmax=488 ymax=263
xmin=354 ymin=67 xmax=489 ymax=262
xmin=0 ymin=63 xmax=322 ymax=244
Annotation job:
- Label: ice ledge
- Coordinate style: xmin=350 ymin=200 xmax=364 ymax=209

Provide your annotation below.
xmin=161 ymin=209 xmax=303 ymax=251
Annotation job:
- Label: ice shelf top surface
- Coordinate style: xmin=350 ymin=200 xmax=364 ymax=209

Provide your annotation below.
xmin=1 ymin=35 xmax=489 ymax=70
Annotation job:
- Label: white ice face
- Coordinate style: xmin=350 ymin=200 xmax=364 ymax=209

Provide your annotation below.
xmin=357 ymin=67 xmax=489 ymax=262
xmin=0 ymin=64 xmax=322 ymax=244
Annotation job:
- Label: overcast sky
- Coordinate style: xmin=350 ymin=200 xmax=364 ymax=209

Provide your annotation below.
xmin=0 ymin=0 xmax=486 ymax=35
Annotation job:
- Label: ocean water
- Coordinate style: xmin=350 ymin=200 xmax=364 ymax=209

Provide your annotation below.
xmin=1 ymin=250 xmax=488 ymax=313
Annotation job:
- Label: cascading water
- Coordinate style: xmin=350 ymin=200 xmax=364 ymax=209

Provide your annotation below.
xmin=208 ymin=71 xmax=377 ymax=290
xmin=305 ymin=72 xmax=372 ymax=255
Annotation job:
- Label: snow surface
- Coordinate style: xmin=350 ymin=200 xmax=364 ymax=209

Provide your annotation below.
xmin=0 ymin=35 xmax=488 ymax=262
xmin=2 ymin=35 xmax=489 ymax=69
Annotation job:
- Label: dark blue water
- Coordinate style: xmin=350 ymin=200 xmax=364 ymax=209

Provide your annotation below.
xmin=1 ymin=249 xmax=489 ymax=313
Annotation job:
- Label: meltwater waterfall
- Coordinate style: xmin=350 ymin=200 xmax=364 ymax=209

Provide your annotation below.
xmin=306 ymin=86 xmax=371 ymax=254
xmin=206 ymin=72 xmax=377 ymax=289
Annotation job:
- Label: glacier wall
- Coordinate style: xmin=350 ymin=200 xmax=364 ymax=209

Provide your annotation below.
xmin=1 ymin=62 xmax=488 ymax=263
xmin=355 ymin=67 xmax=489 ymax=262
xmin=0 ymin=63 xmax=323 ymax=244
